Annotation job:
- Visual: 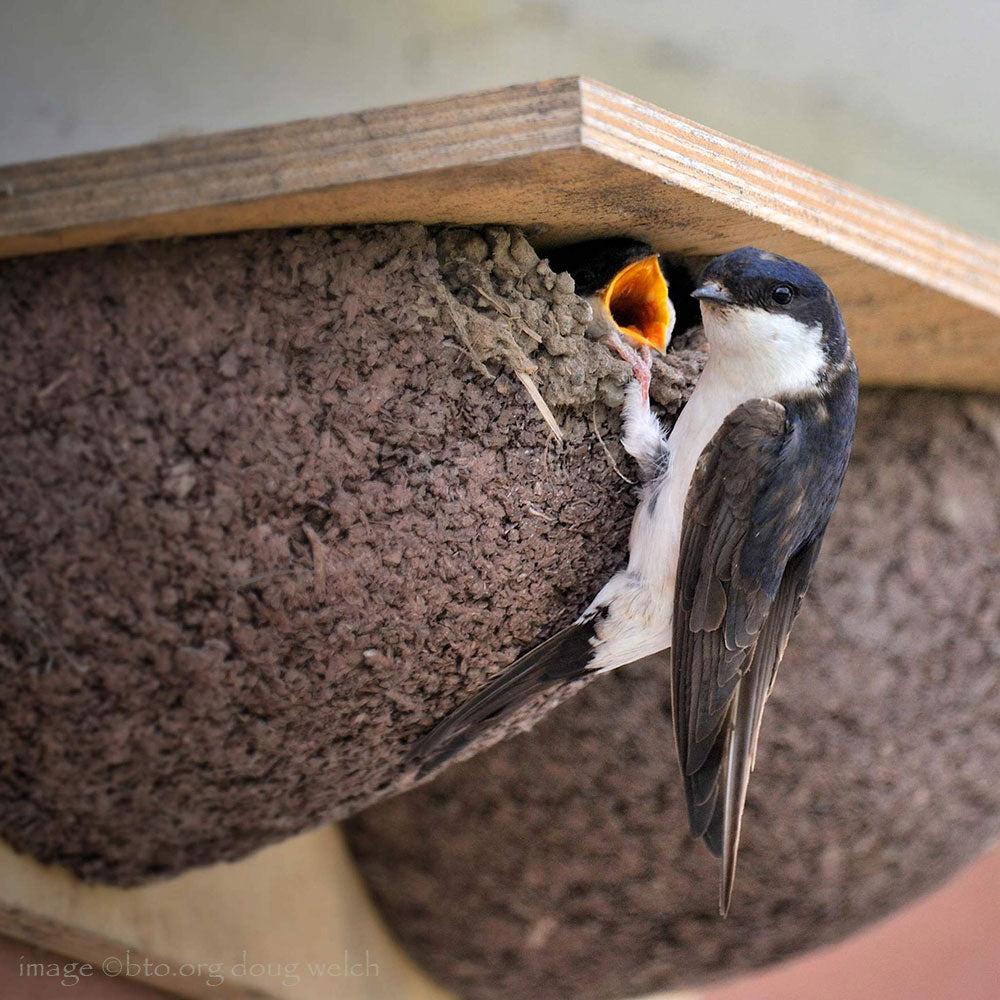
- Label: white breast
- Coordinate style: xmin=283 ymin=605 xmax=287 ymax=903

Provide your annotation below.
xmin=584 ymin=306 xmax=824 ymax=672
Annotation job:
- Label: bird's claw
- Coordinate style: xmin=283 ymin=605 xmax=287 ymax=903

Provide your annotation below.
xmin=604 ymin=331 xmax=652 ymax=404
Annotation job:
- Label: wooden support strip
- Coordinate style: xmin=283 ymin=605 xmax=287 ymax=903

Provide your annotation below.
xmin=0 ymin=827 xmax=450 ymax=1000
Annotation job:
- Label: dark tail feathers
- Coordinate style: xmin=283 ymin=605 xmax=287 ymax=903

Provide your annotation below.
xmin=406 ymin=617 xmax=599 ymax=779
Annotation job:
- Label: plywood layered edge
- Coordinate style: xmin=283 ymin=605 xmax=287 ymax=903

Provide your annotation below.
xmin=2 ymin=76 xmax=999 ymax=390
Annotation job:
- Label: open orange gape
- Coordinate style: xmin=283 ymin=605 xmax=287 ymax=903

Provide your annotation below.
xmin=603 ymin=254 xmax=675 ymax=352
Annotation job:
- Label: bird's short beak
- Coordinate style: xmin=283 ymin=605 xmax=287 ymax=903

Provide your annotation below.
xmin=691 ymin=281 xmax=735 ymax=305
xmin=601 ymin=254 xmax=675 ymax=353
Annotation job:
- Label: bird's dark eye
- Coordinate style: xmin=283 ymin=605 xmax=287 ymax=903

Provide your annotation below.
xmin=771 ymin=284 xmax=795 ymax=305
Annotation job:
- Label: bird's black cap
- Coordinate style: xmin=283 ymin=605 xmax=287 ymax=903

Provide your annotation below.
xmin=694 ymin=247 xmax=848 ymax=361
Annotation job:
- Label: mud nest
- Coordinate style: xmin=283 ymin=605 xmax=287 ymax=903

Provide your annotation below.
xmin=345 ymin=390 xmax=1000 ymax=998
xmin=4 ymin=223 xmax=1000 ymax=997
xmin=0 ymin=223 xmax=701 ymax=883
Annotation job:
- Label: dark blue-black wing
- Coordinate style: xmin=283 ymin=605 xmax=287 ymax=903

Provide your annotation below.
xmin=671 ymin=396 xmax=839 ymax=915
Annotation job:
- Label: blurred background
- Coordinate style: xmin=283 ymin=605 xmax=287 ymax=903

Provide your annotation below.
xmin=2 ymin=0 xmax=1000 ymax=241
xmin=2 ymin=2 xmax=999 ymax=999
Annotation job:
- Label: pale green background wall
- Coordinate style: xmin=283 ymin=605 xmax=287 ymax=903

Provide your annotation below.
xmin=1 ymin=0 xmax=997 ymax=239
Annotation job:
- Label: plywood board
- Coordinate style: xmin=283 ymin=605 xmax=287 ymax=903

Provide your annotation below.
xmin=0 ymin=826 xmax=450 ymax=1000
xmin=2 ymin=77 xmax=1000 ymax=390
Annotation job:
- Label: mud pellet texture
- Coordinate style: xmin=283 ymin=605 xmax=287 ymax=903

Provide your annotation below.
xmin=0 ymin=224 xmax=703 ymax=883
xmin=345 ymin=390 xmax=1000 ymax=999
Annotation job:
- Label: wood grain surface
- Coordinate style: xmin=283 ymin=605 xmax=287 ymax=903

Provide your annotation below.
xmin=0 ymin=827 xmax=450 ymax=1000
xmin=2 ymin=75 xmax=999 ymax=388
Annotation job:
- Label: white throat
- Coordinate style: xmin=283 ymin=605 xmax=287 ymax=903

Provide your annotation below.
xmin=701 ymin=305 xmax=825 ymax=399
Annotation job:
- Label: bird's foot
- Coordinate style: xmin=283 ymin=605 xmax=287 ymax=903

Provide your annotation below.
xmin=605 ymin=330 xmax=652 ymax=404
xmin=603 ymin=331 xmax=665 ymax=479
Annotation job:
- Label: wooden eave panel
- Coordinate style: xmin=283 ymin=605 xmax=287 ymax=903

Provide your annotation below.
xmin=2 ymin=77 xmax=999 ymax=390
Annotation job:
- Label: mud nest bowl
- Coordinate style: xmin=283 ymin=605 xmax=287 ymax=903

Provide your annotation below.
xmin=2 ymin=223 xmax=1000 ymax=998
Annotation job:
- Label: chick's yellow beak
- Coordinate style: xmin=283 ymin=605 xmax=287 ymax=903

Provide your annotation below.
xmin=602 ymin=255 xmax=674 ymax=353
